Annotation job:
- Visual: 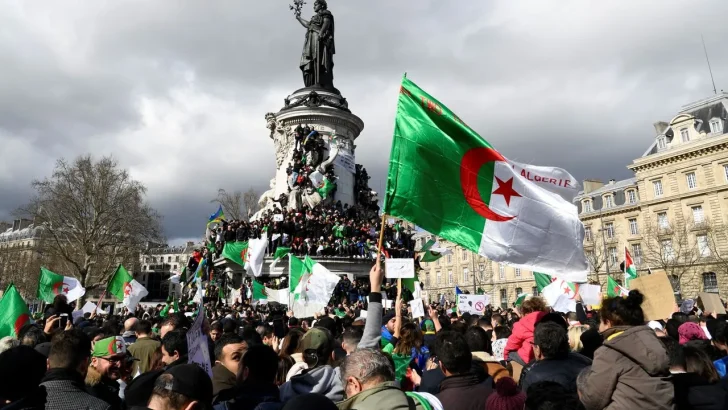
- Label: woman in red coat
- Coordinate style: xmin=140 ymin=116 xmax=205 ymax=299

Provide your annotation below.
xmin=504 ymin=297 xmax=548 ymax=366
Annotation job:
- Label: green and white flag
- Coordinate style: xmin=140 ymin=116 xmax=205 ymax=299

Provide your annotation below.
xmin=244 ymin=239 xmax=268 ymax=277
xmin=37 ymin=267 xmax=85 ymax=303
xmin=607 ymin=276 xmax=629 ymax=298
xmin=624 ymin=246 xmax=638 ymax=287
xmin=384 ymin=77 xmax=587 ymax=281
xmin=269 ymin=247 xmax=291 ymax=271
xmin=0 ymin=284 xmax=31 ymax=338
xmin=514 ymin=293 xmax=531 ymax=307
xmin=108 ymin=265 xmax=148 ymax=312
xmin=419 ymin=239 xmax=453 ymax=263
xmin=253 ymin=281 xmax=268 ymax=301
xmin=534 ymin=272 xmax=554 ymax=292
xmin=222 ymin=241 xmax=249 ymax=267
xmin=541 ymin=279 xmax=578 ymax=313
xmin=291 ymin=257 xmax=339 ymax=317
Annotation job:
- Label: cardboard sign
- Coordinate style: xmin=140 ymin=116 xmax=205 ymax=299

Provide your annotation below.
xmin=335 ymin=153 xmax=356 ymax=174
xmin=579 ymin=284 xmax=602 ymax=306
xmin=457 ymin=294 xmax=489 ymax=315
xmin=409 ymin=299 xmax=425 ymax=318
xmin=627 ymin=272 xmax=676 ymax=321
xmin=698 ymin=292 xmax=726 ymax=315
xmin=187 ymin=305 xmax=213 ymax=377
xmin=384 ymin=258 xmax=415 ymax=279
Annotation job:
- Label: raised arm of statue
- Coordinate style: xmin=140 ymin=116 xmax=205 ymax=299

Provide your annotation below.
xmin=296 ymin=16 xmax=310 ymax=28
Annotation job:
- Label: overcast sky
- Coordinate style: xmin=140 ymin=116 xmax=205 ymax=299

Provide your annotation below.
xmin=1 ymin=0 xmax=727 ymax=245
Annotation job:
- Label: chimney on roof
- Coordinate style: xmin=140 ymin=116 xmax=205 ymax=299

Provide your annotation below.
xmin=609 ymin=179 xmax=616 ymax=185
xmin=582 ymin=179 xmax=604 ymax=194
xmin=187 ymin=241 xmax=195 ymax=247
xmin=653 ymin=121 xmax=669 ymax=135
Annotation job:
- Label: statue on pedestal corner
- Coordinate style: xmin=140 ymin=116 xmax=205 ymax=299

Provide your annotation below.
xmin=292 ymin=0 xmax=335 ymax=90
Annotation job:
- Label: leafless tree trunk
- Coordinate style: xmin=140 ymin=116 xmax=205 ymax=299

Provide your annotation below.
xmin=211 ymin=189 xmax=244 ymax=221
xmin=243 ymin=187 xmax=261 ymax=220
xmin=16 ymin=155 xmax=164 ymax=304
xmin=584 ymin=230 xmax=616 ymax=284
xmin=641 ymin=218 xmax=702 ymax=296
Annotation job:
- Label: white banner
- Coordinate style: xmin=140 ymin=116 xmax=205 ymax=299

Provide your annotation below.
xmin=384 ymin=258 xmax=415 ymax=279
xmin=334 ymin=153 xmax=356 ymax=174
xmin=187 ymin=305 xmax=213 ymax=378
xmin=457 ymin=294 xmax=489 ymax=315
xmin=409 ymin=299 xmax=425 ymax=318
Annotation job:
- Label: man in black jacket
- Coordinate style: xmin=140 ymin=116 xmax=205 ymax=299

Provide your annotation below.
xmin=519 ymin=322 xmax=591 ymax=393
xmin=87 ymin=336 xmax=127 ymax=409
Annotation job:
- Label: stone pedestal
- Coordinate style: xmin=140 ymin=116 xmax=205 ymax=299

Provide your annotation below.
xmin=256 ymin=87 xmax=364 ymax=217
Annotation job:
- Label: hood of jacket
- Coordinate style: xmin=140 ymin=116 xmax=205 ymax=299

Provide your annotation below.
xmin=520 ymin=311 xmax=547 ymax=330
xmin=212 ymin=363 xmax=237 ymax=395
xmin=280 ymin=365 xmax=344 ymax=402
xmin=603 ymin=325 xmax=669 ymax=376
xmin=336 ymin=382 xmax=411 ymax=410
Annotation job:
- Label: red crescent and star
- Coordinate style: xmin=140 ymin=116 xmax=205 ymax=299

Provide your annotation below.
xmin=460 ymin=147 xmax=520 ymax=222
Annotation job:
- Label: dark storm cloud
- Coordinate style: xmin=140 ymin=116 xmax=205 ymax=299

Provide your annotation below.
xmin=1 ymin=0 xmax=728 ymax=244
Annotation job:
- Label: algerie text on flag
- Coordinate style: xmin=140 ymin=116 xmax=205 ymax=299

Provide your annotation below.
xmin=0 ymin=284 xmax=31 ymax=338
xmin=384 ymin=77 xmax=588 ymax=282
xmin=37 ymin=267 xmax=86 ymax=303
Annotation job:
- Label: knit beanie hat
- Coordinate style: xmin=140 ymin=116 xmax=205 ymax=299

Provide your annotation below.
xmin=678 ymin=322 xmax=708 ymax=345
xmin=485 ymin=377 xmax=526 ymax=410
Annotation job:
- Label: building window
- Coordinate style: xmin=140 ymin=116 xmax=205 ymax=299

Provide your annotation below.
xmin=629 ymin=219 xmax=639 ymax=235
xmin=143 ymin=265 xmax=147 ymax=271
xmin=703 ymin=272 xmax=719 ymax=293
xmin=609 ymin=247 xmax=618 ymax=265
xmin=584 ymin=226 xmax=593 ymax=242
xmin=515 ymin=268 xmax=521 ymax=278
xmin=605 ymin=222 xmax=615 ymax=239
xmin=447 ymin=254 xmax=452 ymax=264
xmin=532 ymin=286 xmax=539 ymax=297
xmin=698 ymin=235 xmax=711 ymax=257
xmin=632 ymin=244 xmax=643 ymax=265
xmin=167 ymin=256 xmax=171 ymax=263
xmin=686 ymin=172 xmax=697 ymax=190
xmin=627 ymin=190 xmax=637 ymax=204
xmin=653 ymin=180 xmax=663 ymax=197
xmin=173 ymin=264 xmax=177 ymax=270
xmin=681 ymin=128 xmax=689 ymax=142
xmin=583 ymin=200 xmax=592 ymax=213
xmin=478 ymin=264 xmax=485 ymax=280
xmin=604 ymin=195 xmax=613 ymax=208
xmin=710 ymin=119 xmax=722 ymax=134
xmin=658 ymin=212 xmax=669 ymax=229
xmin=657 ymin=136 xmax=667 ymax=150
xmin=436 ymin=271 xmax=441 ymax=285
xmin=462 ymin=249 xmax=468 ymax=261
xmin=662 ymin=239 xmax=675 ymax=260
xmin=499 ymin=264 xmax=505 ymax=280
xmin=462 ymin=268 xmax=469 ymax=283
xmin=500 ymin=288 xmax=508 ymax=309
xmin=692 ymin=206 xmax=704 ymax=224
xmin=515 ymin=287 xmax=523 ymax=297
xmin=448 ymin=270 xmax=453 ymax=285
xmin=175 ymin=256 xmax=180 ymax=262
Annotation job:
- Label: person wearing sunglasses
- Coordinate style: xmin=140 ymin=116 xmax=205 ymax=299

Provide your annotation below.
xmin=87 ymin=336 xmax=128 ymax=409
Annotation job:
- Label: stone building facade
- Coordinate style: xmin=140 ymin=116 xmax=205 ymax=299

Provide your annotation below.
xmin=139 ymin=242 xmax=198 ymax=301
xmin=419 ymin=92 xmax=728 ymax=305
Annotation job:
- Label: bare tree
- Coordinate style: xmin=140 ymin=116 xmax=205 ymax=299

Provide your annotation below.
xmin=243 ymin=187 xmax=261 ymax=220
xmin=583 ymin=228 xmax=618 ymax=284
xmin=703 ymin=221 xmax=728 ymax=286
xmin=211 ymin=189 xmax=244 ymax=221
xmin=17 ymin=155 xmax=164 ymax=299
xmin=642 ymin=218 xmax=701 ymax=296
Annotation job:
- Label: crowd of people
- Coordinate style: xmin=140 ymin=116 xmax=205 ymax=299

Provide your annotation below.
xmin=2 ymin=261 xmax=728 ymax=410
xmin=205 ymin=204 xmax=415 ymax=261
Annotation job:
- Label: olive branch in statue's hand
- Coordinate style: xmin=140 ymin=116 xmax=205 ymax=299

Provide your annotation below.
xmin=289 ymin=0 xmax=306 ymax=18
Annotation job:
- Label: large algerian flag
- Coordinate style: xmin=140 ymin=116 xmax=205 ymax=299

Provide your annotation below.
xmin=534 ymin=272 xmax=555 ymax=292
xmin=607 ymin=276 xmax=629 ymax=298
xmin=108 ymin=265 xmax=148 ymax=312
xmin=514 ymin=293 xmax=531 ymax=307
xmin=0 ymin=284 xmax=31 ymax=338
xmin=419 ymin=239 xmax=453 ymax=263
xmin=252 ymin=281 xmax=268 ymax=300
xmin=384 ymin=77 xmax=588 ymax=281
xmin=37 ymin=267 xmax=86 ymax=303
xmin=244 ymin=239 xmax=268 ymax=277
xmin=289 ymin=255 xmax=307 ymax=299
xmin=624 ymin=246 xmax=637 ymax=287
xmin=222 ymin=241 xmax=249 ymax=267
xmin=269 ymin=247 xmax=291 ymax=271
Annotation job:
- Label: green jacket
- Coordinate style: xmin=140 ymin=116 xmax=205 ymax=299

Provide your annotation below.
xmin=336 ymin=382 xmax=430 ymax=410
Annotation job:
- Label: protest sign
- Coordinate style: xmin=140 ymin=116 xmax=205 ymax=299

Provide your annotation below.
xmin=697 ymin=292 xmax=726 ymax=315
xmin=273 ymin=214 xmax=284 ymax=222
xmin=335 ymin=153 xmax=356 ymax=173
xmin=384 ymin=258 xmax=415 ymax=279
xmin=627 ymin=272 xmax=675 ymax=321
xmin=578 ymin=284 xmax=601 ymax=306
xmin=187 ymin=305 xmax=213 ymax=377
xmin=457 ymin=294 xmax=489 ymax=315
xmin=409 ymin=299 xmax=425 ymax=318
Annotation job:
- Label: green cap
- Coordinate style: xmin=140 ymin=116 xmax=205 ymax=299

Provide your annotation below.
xmin=301 ymin=328 xmax=331 ymax=351
xmin=424 ymin=320 xmax=435 ymax=331
xmin=92 ymin=336 xmax=126 ymax=358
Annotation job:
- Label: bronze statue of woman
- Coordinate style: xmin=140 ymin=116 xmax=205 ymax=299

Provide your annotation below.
xmin=296 ymin=0 xmax=335 ymax=90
